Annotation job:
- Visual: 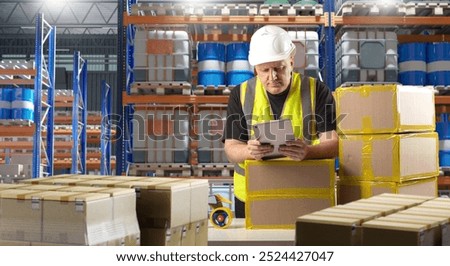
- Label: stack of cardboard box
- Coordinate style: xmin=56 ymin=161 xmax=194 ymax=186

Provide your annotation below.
xmin=0 ymin=175 xmax=209 ymax=246
xmin=296 ymin=193 xmax=450 ymax=246
xmin=244 ymin=159 xmax=336 ymax=229
xmin=335 ymin=84 xmax=439 ymax=203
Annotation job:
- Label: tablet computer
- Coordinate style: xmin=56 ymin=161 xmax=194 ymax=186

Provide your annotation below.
xmin=253 ymin=119 xmax=295 ymax=159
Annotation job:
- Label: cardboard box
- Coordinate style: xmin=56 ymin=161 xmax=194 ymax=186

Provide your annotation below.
xmin=140 ymin=226 xmax=182 ymax=246
xmin=339 ymin=132 xmax=439 ymax=182
xmin=244 ymin=159 xmax=336 ymax=229
xmin=20 ymin=184 xmax=69 ymax=191
xmin=193 ymin=219 xmax=208 ymax=246
xmin=362 ymin=219 xmax=440 ymax=246
xmin=97 ymin=188 xmax=140 ymax=246
xmin=177 ymin=179 xmax=209 ymax=222
xmin=380 ymin=213 xmax=450 ymax=246
xmin=338 ymin=177 xmax=438 ymax=204
xmin=180 ymin=223 xmax=196 ymax=246
xmin=0 ymin=240 xmax=31 ymax=246
xmin=0 ymin=183 xmax=28 ymax=190
xmin=0 ymin=189 xmax=42 ymax=242
xmin=335 ymin=84 xmax=435 ymax=134
xmin=76 ymin=179 xmax=127 ymax=187
xmin=38 ymin=178 xmax=84 ymax=186
xmin=336 ymin=202 xmax=405 ymax=216
xmin=296 ymin=214 xmax=364 ymax=246
xmin=38 ymin=191 xmax=115 ymax=245
xmin=116 ymin=180 xmax=191 ymax=229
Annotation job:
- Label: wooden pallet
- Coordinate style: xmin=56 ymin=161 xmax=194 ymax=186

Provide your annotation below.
xmin=131 ymin=3 xmax=258 ymax=16
xmin=405 ymin=2 xmax=450 ymax=16
xmin=130 ymin=81 xmax=192 ymax=95
xmin=128 ymin=163 xmax=192 ymax=177
xmin=336 ymin=1 xmax=406 ymax=16
xmin=260 ymin=3 xmax=323 ymax=16
xmin=193 ymin=163 xmax=234 ymax=177
xmin=0 ymin=119 xmax=33 ymax=127
xmin=193 ymin=85 xmax=231 ymax=95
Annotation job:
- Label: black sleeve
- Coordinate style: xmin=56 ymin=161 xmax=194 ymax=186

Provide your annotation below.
xmin=315 ymin=80 xmax=336 ymax=133
xmin=222 ymin=85 xmax=249 ymax=143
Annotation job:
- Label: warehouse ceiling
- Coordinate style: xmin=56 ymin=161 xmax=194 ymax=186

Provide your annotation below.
xmin=0 ymin=0 xmax=118 ymax=35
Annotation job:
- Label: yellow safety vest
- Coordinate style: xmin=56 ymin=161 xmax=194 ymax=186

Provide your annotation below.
xmin=234 ymin=72 xmax=319 ymax=202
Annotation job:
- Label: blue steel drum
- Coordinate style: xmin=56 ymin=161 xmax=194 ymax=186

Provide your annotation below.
xmin=0 ymin=88 xmax=12 ymax=119
xmin=427 ymin=42 xmax=450 ymax=86
xmin=398 ymin=42 xmax=426 ymax=85
xmin=197 ymin=42 xmax=226 ymax=86
xmin=226 ymin=42 xmax=254 ymax=86
xmin=11 ymin=88 xmax=34 ymax=121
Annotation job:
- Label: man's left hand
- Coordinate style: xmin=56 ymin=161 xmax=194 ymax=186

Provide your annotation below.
xmin=278 ymin=139 xmax=309 ymax=161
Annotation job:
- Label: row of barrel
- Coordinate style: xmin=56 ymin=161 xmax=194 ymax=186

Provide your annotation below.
xmin=0 ymin=88 xmax=34 ymax=121
xmin=399 ymin=42 xmax=450 ymax=86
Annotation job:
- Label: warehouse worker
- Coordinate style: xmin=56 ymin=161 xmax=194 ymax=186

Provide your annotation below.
xmin=223 ymin=25 xmax=338 ymax=218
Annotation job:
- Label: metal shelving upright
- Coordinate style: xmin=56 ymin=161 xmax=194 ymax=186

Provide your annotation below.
xmin=33 ymin=13 xmax=56 ymax=178
xmin=71 ymin=51 xmax=88 ymax=174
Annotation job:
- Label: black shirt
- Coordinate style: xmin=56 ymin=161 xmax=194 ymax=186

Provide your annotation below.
xmin=223 ymin=76 xmax=336 ymax=143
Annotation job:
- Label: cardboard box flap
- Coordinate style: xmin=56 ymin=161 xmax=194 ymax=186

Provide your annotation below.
xmin=419 ymin=201 xmax=450 ymax=210
xmin=56 ymin=186 xmax=107 ymax=193
xmin=40 ymin=178 xmax=81 ymax=185
xmin=374 ymin=193 xmax=434 ymax=201
xmin=313 ymin=209 xmax=379 ymax=222
xmin=0 ymin=189 xmax=41 ymax=199
xmin=0 ymin=183 xmax=28 ymax=190
xmin=19 ymin=177 xmax=57 ymax=185
xmin=139 ymin=177 xmax=183 ymax=183
xmin=71 ymin=175 xmax=108 ymax=180
xmin=378 ymin=216 xmax=441 ymax=228
xmin=404 ymin=207 xmax=450 ymax=216
xmin=67 ymin=192 xmax=111 ymax=202
xmin=319 ymin=207 xmax=382 ymax=217
xmin=76 ymin=179 xmax=126 ymax=187
xmin=177 ymin=179 xmax=209 ymax=188
xmin=30 ymin=191 xmax=83 ymax=201
xmin=104 ymin=176 xmax=147 ymax=182
xmin=115 ymin=180 xmax=172 ymax=189
xmin=387 ymin=213 xmax=449 ymax=224
xmin=21 ymin=185 xmax=69 ymax=191
xmin=51 ymin=174 xmax=80 ymax=178
xmin=362 ymin=220 xmax=428 ymax=232
xmin=429 ymin=197 xmax=450 ymax=204
xmin=297 ymin=214 xmax=362 ymax=226
xmin=96 ymin=188 xmax=136 ymax=197
xmin=399 ymin=209 xmax=450 ymax=219
xmin=153 ymin=182 xmax=190 ymax=191
xmin=359 ymin=197 xmax=423 ymax=207
xmin=338 ymin=202 xmax=404 ymax=214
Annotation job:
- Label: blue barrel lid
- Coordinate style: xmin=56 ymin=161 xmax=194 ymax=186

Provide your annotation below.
xmin=226 ymin=42 xmax=250 ymax=62
xmin=197 ymin=42 xmax=226 ymax=62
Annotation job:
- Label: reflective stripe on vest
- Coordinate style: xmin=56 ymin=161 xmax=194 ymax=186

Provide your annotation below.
xmin=234 ymin=72 xmax=318 ymax=202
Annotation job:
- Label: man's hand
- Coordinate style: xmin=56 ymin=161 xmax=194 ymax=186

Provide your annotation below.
xmin=247 ymin=139 xmax=274 ymax=161
xmin=278 ymin=139 xmax=309 ymax=161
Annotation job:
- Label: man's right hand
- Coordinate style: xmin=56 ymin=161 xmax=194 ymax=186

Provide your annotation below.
xmin=247 ymin=139 xmax=274 ymax=160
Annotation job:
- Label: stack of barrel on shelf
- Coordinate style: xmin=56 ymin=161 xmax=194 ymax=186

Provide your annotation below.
xmin=296 ymin=193 xmax=450 ymax=246
xmin=0 ymin=87 xmax=34 ymax=122
xmin=0 ymin=174 xmax=209 ymax=246
xmin=335 ymin=83 xmax=439 ymax=203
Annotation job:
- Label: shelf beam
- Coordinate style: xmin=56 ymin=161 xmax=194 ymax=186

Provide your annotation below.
xmin=123 ymin=93 xmax=229 ymax=105
xmin=124 ymin=14 xmax=326 ymax=26
xmin=335 ymin=16 xmax=450 ymax=26
xmin=435 ymin=96 xmax=450 ymax=105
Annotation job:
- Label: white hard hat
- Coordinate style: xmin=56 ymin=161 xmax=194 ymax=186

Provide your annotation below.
xmin=248 ymin=25 xmax=296 ymax=66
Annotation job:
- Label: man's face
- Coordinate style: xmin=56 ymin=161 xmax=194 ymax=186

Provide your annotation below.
xmin=254 ymin=57 xmax=294 ymax=95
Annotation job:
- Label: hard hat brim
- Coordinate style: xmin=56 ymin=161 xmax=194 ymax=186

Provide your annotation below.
xmin=248 ymin=44 xmax=295 ymax=66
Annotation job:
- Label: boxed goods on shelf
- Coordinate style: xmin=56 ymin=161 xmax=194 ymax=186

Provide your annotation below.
xmin=337 ymin=176 xmax=438 ymax=204
xmin=244 ymin=159 xmax=336 ymax=229
xmin=197 ymin=107 xmax=227 ymax=164
xmin=339 ymin=132 xmax=439 ymax=182
xmin=335 ymin=84 xmax=435 ymax=134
